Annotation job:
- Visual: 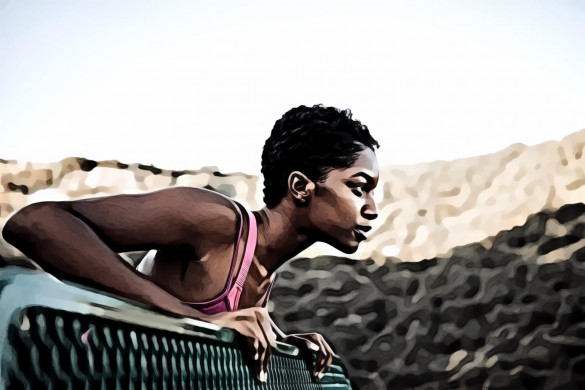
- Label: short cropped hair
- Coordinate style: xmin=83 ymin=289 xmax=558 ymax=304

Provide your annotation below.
xmin=261 ymin=104 xmax=380 ymax=208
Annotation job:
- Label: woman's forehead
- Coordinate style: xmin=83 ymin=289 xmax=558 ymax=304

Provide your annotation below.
xmin=352 ymin=148 xmax=378 ymax=172
xmin=328 ymin=149 xmax=379 ymax=180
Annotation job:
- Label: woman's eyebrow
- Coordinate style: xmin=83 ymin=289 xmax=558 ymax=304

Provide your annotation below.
xmin=350 ymin=172 xmax=375 ymax=185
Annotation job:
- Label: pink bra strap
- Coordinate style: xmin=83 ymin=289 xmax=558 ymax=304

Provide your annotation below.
xmin=235 ymin=209 xmax=257 ymax=288
xmin=228 ymin=203 xmax=246 ymax=290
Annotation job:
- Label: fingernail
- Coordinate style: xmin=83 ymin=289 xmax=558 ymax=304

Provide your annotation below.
xmin=81 ymin=329 xmax=91 ymax=345
xmin=308 ymin=342 xmax=319 ymax=351
xmin=318 ymin=372 xmax=324 ymax=379
xmin=261 ymin=370 xmax=267 ymax=382
xmin=254 ymin=353 xmax=259 ymax=360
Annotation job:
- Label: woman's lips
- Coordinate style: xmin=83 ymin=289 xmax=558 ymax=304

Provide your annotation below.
xmin=353 ymin=229 xmax=367 ymax=242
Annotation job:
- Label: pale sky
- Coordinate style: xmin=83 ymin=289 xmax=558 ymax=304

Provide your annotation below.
xmin=1 ymin=1 xmax=584 ymax=174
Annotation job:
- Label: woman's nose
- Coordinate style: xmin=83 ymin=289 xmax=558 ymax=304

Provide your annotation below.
xmin=362 ymin=196 xmax=378 ymax=220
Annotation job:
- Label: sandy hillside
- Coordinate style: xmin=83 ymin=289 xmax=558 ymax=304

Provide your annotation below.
xmin=2 ymin=129 xmax=584 ymax=263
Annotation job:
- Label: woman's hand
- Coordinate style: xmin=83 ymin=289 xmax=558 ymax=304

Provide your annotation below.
xmin=208 ymin=307 xmax=277 ymax=382
xmin=282 ymin=332 xmax=335 ymax=379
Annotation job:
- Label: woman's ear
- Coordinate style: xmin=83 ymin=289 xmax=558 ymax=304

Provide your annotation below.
xmin=288 ymin=171 xmax=316 ymax=204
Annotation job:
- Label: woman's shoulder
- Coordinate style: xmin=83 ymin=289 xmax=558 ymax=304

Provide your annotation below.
xmin=154 ymin=186 xmax=244 ymax=244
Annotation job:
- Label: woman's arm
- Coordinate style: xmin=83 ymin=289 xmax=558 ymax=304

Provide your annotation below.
xmin=2 ymin=187 xmax=277 ymax=382
xmin=2 ymin=187 xmax=220 ymax=316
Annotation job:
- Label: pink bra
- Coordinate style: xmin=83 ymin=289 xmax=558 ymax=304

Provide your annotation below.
xmin=81 ymin=203 xmax=270 ymax=345
xmin=181 ymin=202 xmax=273 ymax=314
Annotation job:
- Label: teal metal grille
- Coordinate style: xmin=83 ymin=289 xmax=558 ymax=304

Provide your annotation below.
xmin=0 ymin=267 xmax=352 ymax=389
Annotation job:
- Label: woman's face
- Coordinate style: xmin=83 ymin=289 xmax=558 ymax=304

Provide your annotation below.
xmin=308 ymin=147 xmax=379 ymax=253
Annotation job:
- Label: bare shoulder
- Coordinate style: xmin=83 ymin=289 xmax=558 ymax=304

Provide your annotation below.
xmin=147 ymin=187 xmax=243 ymax=258
xmin=58 ymin=186 xmax=242 ymax=252
xmin=158 ymin=187 xmax=241 ymax=241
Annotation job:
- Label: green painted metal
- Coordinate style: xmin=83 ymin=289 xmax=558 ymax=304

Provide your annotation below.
xmin=0 ymin=267 xmax=353 ymax=389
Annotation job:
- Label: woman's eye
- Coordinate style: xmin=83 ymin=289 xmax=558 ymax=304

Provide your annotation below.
xmin=347 ymin=183 xmax=366 ymax=196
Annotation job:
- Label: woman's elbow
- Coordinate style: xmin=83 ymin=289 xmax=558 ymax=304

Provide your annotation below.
xmin=2 ymin=202 xmax=64 ymax=246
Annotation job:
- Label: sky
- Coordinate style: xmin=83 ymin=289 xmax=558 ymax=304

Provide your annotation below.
xmin=1 ymin=1 xmax=585 ymax=174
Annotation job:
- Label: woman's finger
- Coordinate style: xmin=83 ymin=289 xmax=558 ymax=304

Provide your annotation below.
xmin=256 ymin=335 xmax=268 ymax=382
xmin=317 ymin=334 xmax=334 ymax=367
xmin=255 ymin=309 xmax=277 ymax=348
xmin=210 ymin=309 xmax=274 ymax=383
xmin=245 ymin=330 xmax=266 ymax=382
xmin=254 ymin=309 xmax=274 ymax=382
xmin=312 ymin=334 xmax=333 ymax=378
xmin=256 ymin=317 xmax=269 ymax=382
xmin=312 ymin=336 xmax=327 ymax=377
xmin=323 ymin=338 xmax=335 ymax=368
xmin=234 ymin=314 xmax=265 ymax=382
xmin=301 ymin=334 xmax=323 ymax=377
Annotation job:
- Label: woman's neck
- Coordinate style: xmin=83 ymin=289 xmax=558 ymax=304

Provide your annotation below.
xmin=252 ymin=198 xmax=314 ymax=277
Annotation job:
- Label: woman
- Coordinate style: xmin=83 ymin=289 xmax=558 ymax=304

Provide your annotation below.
xmin=2 ymin=104 xmax=380 ymax=383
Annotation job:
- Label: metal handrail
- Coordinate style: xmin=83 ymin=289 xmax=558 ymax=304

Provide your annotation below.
xmin=0 ymin=266 xmax=352 ymax=389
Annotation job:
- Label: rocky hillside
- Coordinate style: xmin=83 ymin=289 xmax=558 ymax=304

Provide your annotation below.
xmin=2 ymin=129 xmax=585 ymax=264
xmin=0 ymin=157 xmax=260 ymax=261
xmin=3 ymin=131 xmax=585 ymax=389
xmin=270 ymin=203 xmax=585 ymax=389
xmin=370 ymin=129 xmax=585 ymax=264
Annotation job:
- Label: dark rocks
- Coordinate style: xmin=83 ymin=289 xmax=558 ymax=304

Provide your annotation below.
xmin=77 ymin=158 xmax=98 ymax=172
xmin=137 ymin=164 xmax=162 ymax=175
xmin=538 ymin=235 xmax=581 ymax=255
xmin=7 ymin=182 xmax=29 ymax=194
xmin=270 ymin=202 xmax=585 ymax=389
xmin=556 ymin=203 xmax=585 ymax=224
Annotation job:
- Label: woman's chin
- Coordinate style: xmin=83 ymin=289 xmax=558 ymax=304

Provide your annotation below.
xmin=333 ymin=241 xmax=359 ymax=254
xmin=321 ymin=234 xmax=360 ymax=254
